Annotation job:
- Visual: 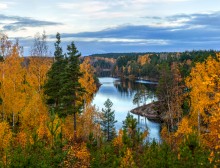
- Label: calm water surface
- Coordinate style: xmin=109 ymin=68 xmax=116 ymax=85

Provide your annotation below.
xmin=92 ymin=77 xmax=161 ymax=142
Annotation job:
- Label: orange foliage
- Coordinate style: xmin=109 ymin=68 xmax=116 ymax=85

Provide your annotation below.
xmin=21 ymin=93 xmax=49 ymax=133
xmin=161 ymin=126 xmax=172 ymax=146
xmin=64 ymin=142 xmax=90 ymax=168
xmin=15 ymin=131 xmax=29 ymax=148
xmin=63 ymin=115 xmax=74 ymax=141
xmin=26 ymin=57 xmax=52 ymax=94
xmin=185 ymin=54 xmax=220 ymax=149
xmin=174 ymin=117 xmax=193 ymax=145
xmin=77 ymin=105 xmax=102 ymax=141
xmin=0 ymin=121 xmax=12 ymax=166
xmin=203 ymin=109 xmax=220 ymax=150
xmin=37 ymin=114 xmax=50 ymax=141
xmin=175 ymin=117 xmax=192 ymax=137
xmin=0 ymin=121 xmax=12 ymax=151
xmin=0 ymin=42 xmax=55 ymax=146
xmin=113 ymin=129 xmax=124 ymax=148
xmin=137 ymin=54 xmax=149 ymax=65
xmin=120 ymin=148 xmax=137 ymax=168
xmin=0 ymin=46 xmax=26 ymax=126
xmin=79 ymin=58 xmax=97 ymax=103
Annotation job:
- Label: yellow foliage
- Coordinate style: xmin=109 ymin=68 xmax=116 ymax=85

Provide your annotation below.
xmin=161 ymin=125 xmax=178 ymax=148
xmin=137 ymin=54 xmax=149 ymax=65
xmin=216 ymin=52 xmax=220 ymax=60
xmin=26 ymin=57 xmax=52 ymax=94
xmin=15 ymin=131 xmax=28 ymax=148
xmin=185 ymin=54 xmax=220 ymax=149
xmin=113 ymin=129 xmax=124 ymax=148
xmin=120 ymin=148 xmax=137 ymax=168
xmin=64 ymin=142 xmax=90 ymax=168
xmin=37 ymin=114 xmax=50 ymax=141
xmin=174 ymin=117 xmax=193 ymax=145
xmin=175 ymin=117 xmax=192 ymax=137
xmin=0 ymin=47 xmax=26 ymax=124
xmin=161 ymin=126 xmax=172 ymax=145
xmin=203 ymin=110 xmax=220 ymax=150
xmin=186 ymin=56 xmax=220 ymax=124
xmin=77 ymin=105 xmax=102 ymax=141
xmin=63 ymin=115 xmax=74 ymax=141
xmin=0 ymin=122 xmax=12 ymax=151
xmin=79 ymin=58 xmax=97 ymax=103
xmin=0 ymin=44 xmax=52 ymax=146
xmin=21 ymin=93 xmax=49 ymax=134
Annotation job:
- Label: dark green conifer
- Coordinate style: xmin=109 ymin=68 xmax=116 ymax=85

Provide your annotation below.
xmin=59 ymin=41 xmax=84 ymax=137
xmin=44 ymin=33 xmax=66 ymax=113
xmin=100 ymin=99 xmax=117 ymax=141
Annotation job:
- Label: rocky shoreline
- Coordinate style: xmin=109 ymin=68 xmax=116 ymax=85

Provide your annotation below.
xmin=130 ymin=101 xmax=162 ymax=122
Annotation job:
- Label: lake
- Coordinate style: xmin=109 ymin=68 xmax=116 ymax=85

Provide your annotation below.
xmin=92 ymin=77 xmax=161 ymax=142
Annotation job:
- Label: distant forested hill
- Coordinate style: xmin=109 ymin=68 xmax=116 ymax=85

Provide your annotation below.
xmin=86 ymin=50 xmax=217 ymax=80
xmin=89 ymin=52 xmax=151 ymax=59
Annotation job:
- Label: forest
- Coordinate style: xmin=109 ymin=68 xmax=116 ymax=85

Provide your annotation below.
xmin=88 ymin=50 xmax=217 ymax=81
xmin=0 ymin=32 xmax=220 ymax=167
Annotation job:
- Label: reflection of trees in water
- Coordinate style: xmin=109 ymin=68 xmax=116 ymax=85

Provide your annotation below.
xmin=98 ymin=71 xmax=111 ymax=77
xmin=133 ymin=87 xmax=155 ymax=107
xmin=113 ymin=79 xmax=157 ymax=99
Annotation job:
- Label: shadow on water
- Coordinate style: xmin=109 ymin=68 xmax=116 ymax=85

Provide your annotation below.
xmin=92 ymin=77 xmax=161 ymax=142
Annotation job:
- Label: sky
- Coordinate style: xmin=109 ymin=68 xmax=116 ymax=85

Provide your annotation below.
xmin=0 ymin=0 xmax=220 ymax=56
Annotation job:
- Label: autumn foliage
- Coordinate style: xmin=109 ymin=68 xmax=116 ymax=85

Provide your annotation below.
xmin=0 ymin=34 xmax=100 ymax=167
xmin=185 ymin=54 xmax=220 ymax=150
xmin=0 ymin=33 xmax=219 ymax=167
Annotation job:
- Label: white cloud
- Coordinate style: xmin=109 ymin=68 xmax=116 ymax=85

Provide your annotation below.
xmin=0 ymin=3 xmax=7 ymax=9
xmin=58 ymin=36 xmax=169 ymax=45
xmin=131 ymin=0 xmax=190 ymax=3
xmin=58 ymin=1 xmax=109 ymax=13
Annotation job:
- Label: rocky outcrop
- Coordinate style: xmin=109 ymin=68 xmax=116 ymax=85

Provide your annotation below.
xmin=130 ymin=102 xmax=161 ymax=121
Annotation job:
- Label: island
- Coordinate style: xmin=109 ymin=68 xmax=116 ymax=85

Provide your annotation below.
xmin=130 ymin=102 xmax=161 ymax=121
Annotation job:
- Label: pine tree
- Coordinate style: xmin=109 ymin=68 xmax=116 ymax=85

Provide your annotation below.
xmin=44 ymin=33 xmax=66 ymax=112
xmin=101 ymin=99 xmax=117 ymax=141
xmin=59 ymin=41 xmax=84 ymax=138
xmin=122 ymin=113 xmax=138 ymax=147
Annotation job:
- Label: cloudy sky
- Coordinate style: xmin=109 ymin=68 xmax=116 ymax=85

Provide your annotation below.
xmin=1 ymin=0 xmax=220 ymax=55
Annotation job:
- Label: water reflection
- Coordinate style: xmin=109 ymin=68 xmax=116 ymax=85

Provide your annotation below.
xmin=114 ymin=79 xmax=157 ymax=98
xmin=92 ymin=77 xmax=161 ymax=142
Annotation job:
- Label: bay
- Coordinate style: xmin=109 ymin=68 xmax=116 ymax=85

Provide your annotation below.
xmin=92 ymin=77 xmax=161 ymax=142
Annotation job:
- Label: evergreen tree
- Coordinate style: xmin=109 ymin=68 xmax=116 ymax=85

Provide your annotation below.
xmin=122 ymin=113 xmax=147 ymax=148
xmin=59 ymin=41 xmax=84 ymax=138
xmin=133 ymin=91 xmax=142 ymax=107
xmin=101 ymin=99 xmax=117 ymax=141
xmin=122 ymin=113 xmax=138 ymax=147
xmin=44 ymin=33 xmax=66 ymax=113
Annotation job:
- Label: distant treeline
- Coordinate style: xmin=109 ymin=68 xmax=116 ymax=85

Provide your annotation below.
xmin=87 ymin=50 xmax=218 ymax=80
xmin=89 ymin=52 xmax=150 ymax=59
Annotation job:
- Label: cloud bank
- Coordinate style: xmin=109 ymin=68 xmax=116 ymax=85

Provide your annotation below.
xmin=0 ymin=14 xmax=61 ymax=31
xmin=43 ymin=11 xmax=219 ymax=55
xmin=6 ymin=10 xmax=220 ymax=55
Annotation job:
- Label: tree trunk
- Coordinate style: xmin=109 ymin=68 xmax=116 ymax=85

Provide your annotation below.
xmin=107 ymin=114 xmax=109 ymax=141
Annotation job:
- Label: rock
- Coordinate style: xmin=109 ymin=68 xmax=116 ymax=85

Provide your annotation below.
xmin=130 ymin=102 xmax=161 ymax=121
